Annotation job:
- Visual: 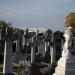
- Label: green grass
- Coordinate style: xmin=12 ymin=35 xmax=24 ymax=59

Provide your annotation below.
xmin=13 ymin=68 xmax=22 ymax=75
xmin=0 ymin=64 xmax=22 ymax=75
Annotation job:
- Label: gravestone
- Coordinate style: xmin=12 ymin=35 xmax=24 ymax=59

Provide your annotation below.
xmin=31 ymin=36 xmax=35 ymax=63
xmin=53 ymin=27 xmax=75 ymax=75
xmin=50 ymin=33 xmax=55 ymax=64
xmin=53 ymin=31 xmax=64 ymax=61
xmin=3 ymin=27 xmax=15 ymax=75
xmin=45 ymin=41 xmax=48 ymax=52
xmin=16 ymin=37 xmax=20 ymax=53
xmin=15 ymin=29 xmax=24 ymax=53
xmin=13 ymin=29 xmax=24 ymax=64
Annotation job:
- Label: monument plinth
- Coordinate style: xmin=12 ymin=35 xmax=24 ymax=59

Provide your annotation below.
xmin=53 ymin=27 xmax=75 ymax=75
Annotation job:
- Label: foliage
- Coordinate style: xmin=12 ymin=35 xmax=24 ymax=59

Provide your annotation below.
xmin=0 ymin=20 xmax=10 ymax=29
xmin=65 ymin=12 xmax=75 ymax=32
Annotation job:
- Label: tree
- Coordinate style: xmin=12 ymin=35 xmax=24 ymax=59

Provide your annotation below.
xmin=65 ymin=12 xmax=75 ymax=32
xmin=0 ymin=20 xmax=10 ymax=29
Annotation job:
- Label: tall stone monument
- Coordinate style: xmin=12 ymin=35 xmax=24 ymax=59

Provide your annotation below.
xmin=53 ymin=27 xmax=75 ymax=75
xmin=3 ymin=27 xmax=14 ymax=75
xmin=51 ymin=33 xmax=56 ymax=64
xmin=31 ymin=36 xmax=35 ymax=63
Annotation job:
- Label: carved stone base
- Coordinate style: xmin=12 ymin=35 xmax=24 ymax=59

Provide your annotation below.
xmin=53 ymin=51 xmax=75 ymax=75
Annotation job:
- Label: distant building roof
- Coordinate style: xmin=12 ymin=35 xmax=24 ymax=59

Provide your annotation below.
xmin=17 ymin=27 xmax=48 ymax=33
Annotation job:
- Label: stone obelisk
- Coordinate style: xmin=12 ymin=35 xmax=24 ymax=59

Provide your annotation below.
xmin=53 ymin=27 xmax=75 ymax=75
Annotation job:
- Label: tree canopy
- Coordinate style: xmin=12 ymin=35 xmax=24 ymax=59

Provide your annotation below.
xmin=65 ymin=12 xmax=75 ymax=27
xmin=65 ymin=12 xmax=75 ymax=32
xmin=0 ymin=20 xmax=10 ymax=29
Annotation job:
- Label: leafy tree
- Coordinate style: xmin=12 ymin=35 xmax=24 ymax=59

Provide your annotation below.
xmin=0 ymin=20 xmax=10 ymax=29
xmin=65 ymin=12 xmax=75 ymax=32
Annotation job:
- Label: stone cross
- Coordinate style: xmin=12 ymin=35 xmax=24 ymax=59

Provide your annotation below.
xmin=3 ymin=27 xmax=14 ymax=75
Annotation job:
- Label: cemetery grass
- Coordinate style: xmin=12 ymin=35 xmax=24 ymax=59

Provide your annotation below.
xmin=0 ymin=63 xmax=52 ymax=75
xmin=0 ymin=64 xmax=22 ymax=75
xmin=13 ymin=67 xmax=22 ymax=75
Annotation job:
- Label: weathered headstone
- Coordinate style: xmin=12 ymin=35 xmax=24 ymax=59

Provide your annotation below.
xmin=54 ymin=31 xmax=64 ymax=61
xmin=3 ymin=27 xmax=14 ymax=75
xmin=45 ymin=41 xmax=48 ymax=52
xmin=50 ymin=33 xmax=55 ymax=64
xmin=14 ymin=29 xmax=24 ymax=53
xmin=16 ymin=37 xmax=20 ymax=53
xmin=31 ymin=37 xmax=35 ymax=63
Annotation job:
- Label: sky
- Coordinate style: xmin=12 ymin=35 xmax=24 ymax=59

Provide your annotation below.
xmin=0 ymin=0 xmax=75 ymax=31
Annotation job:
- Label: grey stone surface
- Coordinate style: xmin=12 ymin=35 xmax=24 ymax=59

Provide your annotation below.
xmin=31 ymin=37 xmax=35 ymax=63
xmin=3 ymin=27 xmax=13 ymax=74
xmin=53 ymin=27 xmax=75 ymax=75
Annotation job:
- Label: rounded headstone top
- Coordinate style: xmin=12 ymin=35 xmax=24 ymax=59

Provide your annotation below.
xmin=6 ymin=27 xmax=13 ymax=40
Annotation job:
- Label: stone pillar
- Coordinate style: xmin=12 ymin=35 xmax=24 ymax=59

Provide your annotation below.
xmin=3 ymin=27 xmax=14 ymax=75
xmin=51 ymin=33 xmax=55 ymax=64
xmin=50 ymin=46 xmax=56 ymax=64
xmin=31 ymin=37 xmax=35 ymax=63
xmin=24 ymin=28 xmax=29 ymax=46
xmin=36 ymin=29 xmax=38 ymax=41
xmin=16 ymin=38 xmax=20 ymax=53
xmin=45 ymin=41 xmax=48 ymax=52
xmin=38 ymin=45 xmax=40 ymax=53
xmin=48 ymin=41 xmax=50 ymax=47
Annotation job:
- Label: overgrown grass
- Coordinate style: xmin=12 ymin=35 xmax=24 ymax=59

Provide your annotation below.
xmin=13 ymin=68 xmax=22 ymax=75
xmin=0 ymin=64 xmax=22 ymax=75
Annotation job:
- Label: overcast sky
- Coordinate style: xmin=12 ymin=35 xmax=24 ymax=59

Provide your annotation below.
xmin=0 ymin=0 xmax=75 ymax=31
